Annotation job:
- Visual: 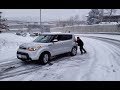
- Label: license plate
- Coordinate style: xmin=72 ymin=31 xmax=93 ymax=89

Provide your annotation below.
xmin=18 ymin=54 xmax=27 ymax=59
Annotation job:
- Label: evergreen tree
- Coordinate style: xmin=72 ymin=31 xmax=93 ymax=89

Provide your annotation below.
xmin=87 ymin=9 xmax=103 ymax=25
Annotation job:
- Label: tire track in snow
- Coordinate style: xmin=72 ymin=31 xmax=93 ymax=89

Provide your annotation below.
xmin=85 ymin=36 xmax=120 ymax=65
xmin=79 ymin=38 xmax=98 ymax=81
xmin=82 ymin=36 xmax=120 ymax=80
xmin=0 ymin=53 xmax=73 ymax=80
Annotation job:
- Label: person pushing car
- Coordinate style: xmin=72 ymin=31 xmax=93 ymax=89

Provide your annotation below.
xmin=76 ymin=37 xmax=87 ymax=54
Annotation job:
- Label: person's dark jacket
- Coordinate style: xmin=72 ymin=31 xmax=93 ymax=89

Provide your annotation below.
xmin=76 ymin=39 xmax=84 ymax=46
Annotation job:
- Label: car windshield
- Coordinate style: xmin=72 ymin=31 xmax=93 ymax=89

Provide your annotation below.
xmin=33 ymin=35 xmax=55 ymax=43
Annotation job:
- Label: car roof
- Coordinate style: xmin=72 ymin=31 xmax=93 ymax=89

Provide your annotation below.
xmin=40 ymin=32 xmax=74 ymax=35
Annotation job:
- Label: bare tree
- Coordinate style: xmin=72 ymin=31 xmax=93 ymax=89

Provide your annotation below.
xmin=104 ymin=9 xmax=117 ymax=16
xmin=98 ymin=9 xmax=104 ymax=23
xmin=104 ymin=9 xmax=117 ymax=23
xmin=69 ymin=16 xmax=74 ymax=26
xmin=67 ymin=15 xmax=80 ymax=26
xmin=56 ymin=15 xmax=80 ymax=27
xmin=74 ymin=15 xmax=79 ymax=21
xmin=74 ymin=15 xmax=80 ymax=25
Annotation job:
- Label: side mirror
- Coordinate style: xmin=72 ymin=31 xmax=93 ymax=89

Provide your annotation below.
xmin=52 ymin=39 xmax=58 ymax=42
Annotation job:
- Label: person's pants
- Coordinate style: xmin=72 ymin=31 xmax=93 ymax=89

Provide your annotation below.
xmin=79 ymin=46 xmax=86 ymax=54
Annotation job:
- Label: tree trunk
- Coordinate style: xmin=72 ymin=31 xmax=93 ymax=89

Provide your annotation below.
xmin=109 ymin=9 xmax=113 ymax=23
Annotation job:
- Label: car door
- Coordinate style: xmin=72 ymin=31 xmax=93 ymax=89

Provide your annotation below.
xmin=59 ymin=35 xmax=73 ymax=53
xmin=56 ymin=35 xmax=73 ymax=53
xmin=65 ymin=35 xmax=73 ymax=52
xmin=48 ymin=35 xmax=64 ymax=56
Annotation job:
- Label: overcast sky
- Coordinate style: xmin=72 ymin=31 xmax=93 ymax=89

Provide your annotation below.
xmin=0 ymin=9 xmax=90 ymax=22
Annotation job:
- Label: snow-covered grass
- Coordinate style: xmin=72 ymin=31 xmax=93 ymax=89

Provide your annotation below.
xmin=0 ymin=33 xmax=35 ymax=62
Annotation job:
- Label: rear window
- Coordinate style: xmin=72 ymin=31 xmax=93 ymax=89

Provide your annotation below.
xmin=57 ymin=35 xmax=72 ymax=41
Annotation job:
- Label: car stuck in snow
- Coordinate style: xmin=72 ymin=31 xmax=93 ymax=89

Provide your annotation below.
xmin=17 ymin=33 xmax=78 ymax=64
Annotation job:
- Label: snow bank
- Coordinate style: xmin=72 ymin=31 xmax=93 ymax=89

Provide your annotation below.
xmin=0 ymin=33 xmax=35 ymax=62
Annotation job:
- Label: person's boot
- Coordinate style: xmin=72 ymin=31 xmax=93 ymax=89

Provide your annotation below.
xmin=84 ymin=51 xmax=87 ymax=53
xmin=81 ymin=52 xmax=83 ymax=55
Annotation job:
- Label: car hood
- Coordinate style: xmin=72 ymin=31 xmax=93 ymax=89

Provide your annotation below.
xmin=20 ymin=42 xmax=51 ymax=48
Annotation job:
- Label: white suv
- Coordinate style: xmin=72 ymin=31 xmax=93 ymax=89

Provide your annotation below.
xmin=17 ymin=33 xmax=77 ymax=64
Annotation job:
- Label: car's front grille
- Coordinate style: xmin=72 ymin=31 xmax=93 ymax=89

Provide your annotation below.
xmin=17 ymin=51 xmax=27 ymax=55
xmin=19 ymin=46 xmax=27 ymax=50
xmin=17 ymin=51 xmax=30 ymax=60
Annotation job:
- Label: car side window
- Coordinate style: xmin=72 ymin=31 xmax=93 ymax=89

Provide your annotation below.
xmin=50 ymin=35 xmax=58 ymax=42
xmin=58 ymin=35 xmax=72 ymax=41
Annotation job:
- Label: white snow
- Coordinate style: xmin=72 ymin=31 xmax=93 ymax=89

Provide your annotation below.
xmin=99 ymin=22 xmax=118 ymax=25
xmin=0 ymin=33 xmax=120 ymax=81
xmin=76 ymin=34 xmax=120 ymax=41
xmin=0 ymin=33 xmax=35 ymax=62
xmin=51 ymin=23 xmax=119 ymax=30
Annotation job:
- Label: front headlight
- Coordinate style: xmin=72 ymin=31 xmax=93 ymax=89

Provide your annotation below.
xmin=27 ymin=46 xmax=42 ymax=51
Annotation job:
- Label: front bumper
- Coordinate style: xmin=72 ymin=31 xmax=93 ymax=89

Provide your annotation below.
xmin=17 ymin=49 xmax=40 ymax=61
xmin=17 ymin=51 xmax=32 ymax=61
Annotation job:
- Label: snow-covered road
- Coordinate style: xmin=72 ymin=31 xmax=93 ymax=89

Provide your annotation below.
xmin=80 ymin=36 xmax=120 ymax=80
xmin=0 ymin=33 xmax=120 ymax=81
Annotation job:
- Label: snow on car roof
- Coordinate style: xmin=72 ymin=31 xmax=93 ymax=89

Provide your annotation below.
xmin=40 ymin=32 xmax=73 ymax=35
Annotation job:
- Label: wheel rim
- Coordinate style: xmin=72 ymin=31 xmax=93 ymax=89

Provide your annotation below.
xmin=72 ymin=48 xmax=77 ymax=55
xmin=43 ymin=54 xmax=49 ymax=63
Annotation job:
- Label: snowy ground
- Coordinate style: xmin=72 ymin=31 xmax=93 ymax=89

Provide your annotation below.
xmin=76 ymin=33 xmax=120 ymax=41
xmin=0 ymin=32 xmax=120 ymax=81
xmin=0 ymin=33 xmax=35 ymax=63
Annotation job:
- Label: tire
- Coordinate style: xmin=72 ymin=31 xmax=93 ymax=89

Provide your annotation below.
xmin=70 ymin=47 xmax=77 ymax=56
xmin=39 ymin=52 xmax=50 ymax=65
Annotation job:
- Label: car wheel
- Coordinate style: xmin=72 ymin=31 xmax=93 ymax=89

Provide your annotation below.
xmin=39 ymin=53 xmax=50 ymax=65
xmin=70 ymin=47 xmax=77 ymax=56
